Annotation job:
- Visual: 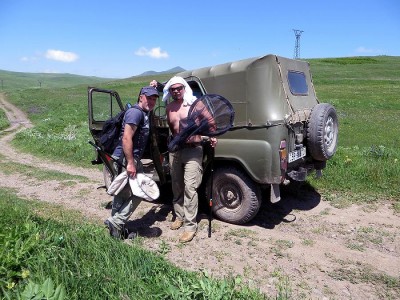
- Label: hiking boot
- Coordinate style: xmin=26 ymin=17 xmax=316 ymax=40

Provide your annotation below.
xmin=170 ymin=219 xmax=183 ymax=230
xmin=104 ymin=220 xmax=122 ymax=239
xmin=126 ymin=231 xmax=138 ymax=240
xmin=179 ymin=231 xmax=196 ymax=243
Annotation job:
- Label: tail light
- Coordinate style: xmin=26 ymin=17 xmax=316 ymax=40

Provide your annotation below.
xmin=279 ymin=140 xmax=288 ymax=182
xmin=105 ymin=153 xmax=113 ymax=162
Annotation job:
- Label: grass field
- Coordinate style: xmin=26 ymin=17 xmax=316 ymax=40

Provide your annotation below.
xmin=0 ymin=69 xmax=113 ymax=90
xmin=307 ymin=56 xmax=400 ymax=206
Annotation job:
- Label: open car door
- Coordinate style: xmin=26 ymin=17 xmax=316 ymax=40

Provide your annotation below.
xmin=88 ymin=87 xmax=125 ymax=189
xmin=87 ymin=86 xmax=168 ymax=190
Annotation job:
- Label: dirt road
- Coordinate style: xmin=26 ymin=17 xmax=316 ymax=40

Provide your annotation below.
xmin=0 ymin=93 xmax=398 ymax=299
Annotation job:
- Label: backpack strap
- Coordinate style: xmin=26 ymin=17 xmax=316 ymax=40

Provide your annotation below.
xmin=129 ymin=104 xmax=146 ymax=126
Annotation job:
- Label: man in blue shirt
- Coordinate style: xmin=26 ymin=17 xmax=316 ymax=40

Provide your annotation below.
xmin=104 ymin=86 xmax=159 ymax=239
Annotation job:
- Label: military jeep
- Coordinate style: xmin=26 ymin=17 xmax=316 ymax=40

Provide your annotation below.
xmin=88 ymin=54 xmax=338 ymax=225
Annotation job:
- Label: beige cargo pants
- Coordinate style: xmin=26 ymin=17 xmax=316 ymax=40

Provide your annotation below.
xmin=169 ymin=145 xmax=203 ymax=233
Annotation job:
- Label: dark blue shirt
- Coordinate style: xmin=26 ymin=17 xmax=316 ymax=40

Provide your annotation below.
xmin=112 ymin=104 xmax=149 ymax=159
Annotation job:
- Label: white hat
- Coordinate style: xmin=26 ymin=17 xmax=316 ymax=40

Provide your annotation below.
xmin=129 ymin=173 xmax=160 ymax=201
xmin=107 ymin=171 xmax=128 ymax=196
xmin=107 ymin=172 xmax=160 ymax=202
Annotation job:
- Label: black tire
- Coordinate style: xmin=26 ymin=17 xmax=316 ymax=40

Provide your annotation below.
xmin=307 ymin=103 xmax=339 ymax=161
xmin=103 ymin=165 xmax=113 ymax=190
xmin=208 ymin=167 xmax=261 ymax=224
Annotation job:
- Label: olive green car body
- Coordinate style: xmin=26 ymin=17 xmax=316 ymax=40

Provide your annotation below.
xmin=178 ymin=54 xmax=321 ymax=184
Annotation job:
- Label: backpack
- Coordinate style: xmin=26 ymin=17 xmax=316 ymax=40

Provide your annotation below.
xmin=99 ymin=109 xmax=127 ymax=154
xmin=99 ymin=104 xmax=145 ymax=155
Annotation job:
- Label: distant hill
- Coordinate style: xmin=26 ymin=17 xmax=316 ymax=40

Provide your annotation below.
xmin=137 ymin=66 xmax=185 ymax=77
xmin=0 ymin=66 xmax=186 ymax=91
xmin=0 ymin=69 xmax=113 ymax=91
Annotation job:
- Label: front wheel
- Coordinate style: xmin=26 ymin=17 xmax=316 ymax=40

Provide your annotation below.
xmin=103 ymin=165 xmax=113 ymax=190
xmin=208 ymin=167 xmax=261 ymax=224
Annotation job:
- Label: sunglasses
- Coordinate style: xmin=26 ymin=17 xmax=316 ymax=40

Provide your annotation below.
xmin=169 ymin=85 xmax=184 ymax=93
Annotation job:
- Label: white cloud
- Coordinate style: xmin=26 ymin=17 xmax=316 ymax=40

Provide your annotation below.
xmin=20 ymin=56 xmax=38 ymax=62
xmin=42 ymin=69 xmax=59 ymax=74
xmin=355 ymin=47 xmax=382 ymax=54
xmin=135 ymin=47 xmax=169 ymax=59
xmin=45 ymin=49 xmax=79 ymax=62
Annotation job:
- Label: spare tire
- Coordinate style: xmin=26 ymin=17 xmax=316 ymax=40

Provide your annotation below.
xmin=307 ymin=103 xmax=338 ymax=161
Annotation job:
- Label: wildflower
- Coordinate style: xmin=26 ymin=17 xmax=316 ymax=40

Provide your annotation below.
xmin=22 ymin=269 xmax=30 ymax=278
xmin=7 ymin=282 xmax=15 ymax=289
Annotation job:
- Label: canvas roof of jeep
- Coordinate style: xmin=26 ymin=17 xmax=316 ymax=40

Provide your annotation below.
xmin=177 ymin=54 xmax=319 ymax=126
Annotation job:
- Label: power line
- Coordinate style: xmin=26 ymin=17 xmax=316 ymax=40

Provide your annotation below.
xmin=293 ymin=29 xmax=304 ymax=59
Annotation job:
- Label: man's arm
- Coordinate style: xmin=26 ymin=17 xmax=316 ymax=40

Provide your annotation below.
xmin=122 ymin=123 xmax=138 ymax=177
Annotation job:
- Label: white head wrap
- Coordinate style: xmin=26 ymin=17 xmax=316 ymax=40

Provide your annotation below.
xmin=162 ymin=76 xmax=197 ymax=106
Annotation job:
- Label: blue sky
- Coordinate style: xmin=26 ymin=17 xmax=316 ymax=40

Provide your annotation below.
xmin=1 ymin=0 xmax=399 ymax=78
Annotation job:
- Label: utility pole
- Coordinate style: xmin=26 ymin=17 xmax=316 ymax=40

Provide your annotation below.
xmin=293 ymin=29 xmax=304 ymax=59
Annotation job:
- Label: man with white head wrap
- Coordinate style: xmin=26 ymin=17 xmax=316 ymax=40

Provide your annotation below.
xmin=150 ymin=76 xmax=217 ymax=243
xmin=161 ymin=76 xmax=197 ymax=106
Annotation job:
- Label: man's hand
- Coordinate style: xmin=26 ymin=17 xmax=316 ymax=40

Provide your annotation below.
xmin=126 ymin=161 xmax=137 ymax=178
xmin=202 ymin=136 xmax=218 ymax=147
xmin=210 ymin=137 xmax=218 ymax=148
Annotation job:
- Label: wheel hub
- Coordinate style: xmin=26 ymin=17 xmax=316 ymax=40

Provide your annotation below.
xmin=226 ymin=190 xmax=235 ymax=201
xmin=325 ymin=116 xmax=335 ymax=149
xmin=221 ymin=186 xmax=240 ymax=208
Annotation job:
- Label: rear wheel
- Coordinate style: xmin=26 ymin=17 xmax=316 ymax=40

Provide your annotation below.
xmin=208 ymin=167 xmax=261 ymax=224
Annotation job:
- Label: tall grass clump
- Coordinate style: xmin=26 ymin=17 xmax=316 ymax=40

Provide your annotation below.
xmin=0 ymin=109 xmax=9 ymax=131
xmin=0 ymin=190 xmax=67 ymax=299
xmin=1 ymin=191 xmax=271 ymax=300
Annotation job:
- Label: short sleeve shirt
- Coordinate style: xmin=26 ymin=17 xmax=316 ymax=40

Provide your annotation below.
xmin=112 ymin=104 xmax=150 ymax=159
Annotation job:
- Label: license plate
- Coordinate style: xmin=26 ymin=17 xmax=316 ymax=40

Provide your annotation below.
xmin=288 ymin=147 xmax=306 ymax=163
